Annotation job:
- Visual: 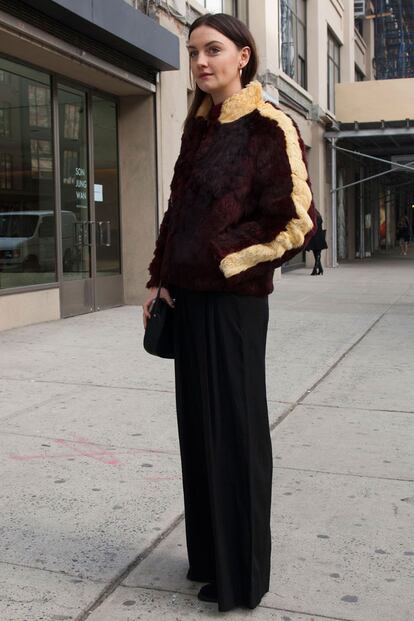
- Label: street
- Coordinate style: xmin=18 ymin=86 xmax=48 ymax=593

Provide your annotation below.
xmin=1 ymin=255 xmax=414 ymax=621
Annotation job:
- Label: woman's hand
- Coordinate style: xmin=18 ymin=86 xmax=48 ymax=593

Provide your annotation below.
xmin=143 ymin=286 xmax=175 ymax=329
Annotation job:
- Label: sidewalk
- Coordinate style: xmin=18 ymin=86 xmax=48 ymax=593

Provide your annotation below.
xmin=1 ymin=257 xmax=413 ymax=621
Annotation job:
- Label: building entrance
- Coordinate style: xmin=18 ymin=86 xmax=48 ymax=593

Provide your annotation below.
xmin=57 ymin=84 xmax=122 ymax=317
xmin=326 ymin=121 xmax=414 ymax=264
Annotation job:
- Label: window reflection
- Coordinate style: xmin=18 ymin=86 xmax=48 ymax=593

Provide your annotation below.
xmin=93 ymin=96 xmax=121 ymax=275
xmin=280 ymin=0 xmax=307 ymax=89
xmin=58 ymin=85 xmax=89 ymax=279
xmin=28 ymin=84 xmax=51 ymax=128
xmin=0 ymin=55 xmax=121 ymax=293
xmin=0 ymin=103 xmax=11 ymax=136
xmin=64 ymin=103 xmax=81 ymax=139
xmin=30 ymin=139 xmax=53 ymax=178
xmin=63 ymin=149 xmax=78 ymax=185
xmin=0 ymin=58 xmax=55 ymax=289
xmin=0 ymin=153 xmax=12 ymax=189
xmin=0 ymin=70 xmax=11 ymax=84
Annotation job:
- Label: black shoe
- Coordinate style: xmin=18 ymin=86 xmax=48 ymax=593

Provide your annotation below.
xmin=186 ymin=569 xmax=214 ymax=583
xmin=197 ymin=582 xmax=218 ymax=603
xmin=311 ymin=268 xmax=318 ymax=275
xmin=317 ymin=266 xmax=324 ymax=275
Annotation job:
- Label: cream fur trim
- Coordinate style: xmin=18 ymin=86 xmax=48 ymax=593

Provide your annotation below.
xmin=220 ymin=102 xmax=314 ymax=278
xmin=195 ymin=81 xmax=263 ymax=122
xmin=219 ymin=81 xmax=263 ymax=123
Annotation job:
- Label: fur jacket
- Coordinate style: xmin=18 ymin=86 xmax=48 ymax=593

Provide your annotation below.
xmin=147 ymin=80 xmax=317 ymax=296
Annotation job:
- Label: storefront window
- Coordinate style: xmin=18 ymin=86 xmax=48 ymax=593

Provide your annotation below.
xmin=0 ymin=58 xmax=56 ymax=289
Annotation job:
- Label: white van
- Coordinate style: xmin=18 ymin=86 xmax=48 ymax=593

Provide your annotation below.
xmin=0 ymin=210 xmax=78 ymax=272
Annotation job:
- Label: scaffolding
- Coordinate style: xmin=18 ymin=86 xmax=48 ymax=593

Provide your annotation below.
xmin=372 ymin=0 xmax=414 ymax=79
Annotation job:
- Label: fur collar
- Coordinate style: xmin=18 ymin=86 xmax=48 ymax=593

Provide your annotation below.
xmin=195 ymin=80 xmax=263 ymax=124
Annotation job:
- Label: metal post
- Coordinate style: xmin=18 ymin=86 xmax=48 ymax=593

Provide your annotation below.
xmin=330 ymin=137 xmax=338 ymax=267
xmin=359 ymin=164 xmax=365 ymax=258
xmin=51 ymin=76 xmax=63 ymax=293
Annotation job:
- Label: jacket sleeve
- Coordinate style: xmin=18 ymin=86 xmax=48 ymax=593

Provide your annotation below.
xmin=211 ymin=104 xmax=317 ymax=279
xmin=146 ymin=201 xmax=172 ymax=289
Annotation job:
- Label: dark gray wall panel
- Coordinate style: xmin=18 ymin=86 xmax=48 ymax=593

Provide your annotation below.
xmin=20 ymin=0 xmax=180 ymax=71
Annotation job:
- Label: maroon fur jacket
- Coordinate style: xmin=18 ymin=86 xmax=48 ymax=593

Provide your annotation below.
xmin=147 ymin=81 xmax=317 ymax=296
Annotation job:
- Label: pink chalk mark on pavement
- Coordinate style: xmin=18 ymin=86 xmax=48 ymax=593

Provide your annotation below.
xmin=55 ymin=436 xmax=121 ymax=465
xmin=8 ymin=435 xmax=179 ymax=466
xmin=9 ymin=435 xmax=120 ymax=465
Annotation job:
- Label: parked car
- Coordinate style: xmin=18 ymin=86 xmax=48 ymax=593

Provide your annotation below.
xmin=0 ymin=210 xmax=78 ymax=272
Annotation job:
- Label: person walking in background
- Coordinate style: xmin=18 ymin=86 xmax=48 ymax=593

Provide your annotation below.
xmin=143 ymin=13 xmax=316 ymax=613
xmin=306 ymin=209 xmax=327 ymax=275
xmin=396 ymin=214 xmax=410 ymax=255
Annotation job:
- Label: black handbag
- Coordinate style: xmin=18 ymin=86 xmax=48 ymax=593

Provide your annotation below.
xmin=143 ymin=287 xmax=175 ymax=359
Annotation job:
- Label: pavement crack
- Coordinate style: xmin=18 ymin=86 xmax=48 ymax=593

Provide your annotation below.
xmin=274 ymin=464 xmax=414 ymax=483
xmin=0 ymin=559 xmax=87 ymax=580
xmin=294 ymin=402 xmax=414 ymax=415
xmin=74 ymin=513 xmax=184 ymax=621
xmin=258 ymin=603 xmax=357 ymax=621
xmin=0 ymin=388 xmax=84 ymax=424
xmin=0 ymin=376 xmax=175 ymax=394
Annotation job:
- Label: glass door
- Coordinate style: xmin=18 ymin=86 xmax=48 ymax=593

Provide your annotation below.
xmin=58 ymin=84 xmax=93 ymax=315
xmin=57 ymin=84 xmax=122 ymax=316
xmin=92 ymin=96 xmax=123 ymax=309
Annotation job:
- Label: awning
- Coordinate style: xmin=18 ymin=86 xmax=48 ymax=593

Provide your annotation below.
xmin=325 ymin=119 xmax=414 ymax=156
xmin=18 ymin=0 xmax=180 ymax=73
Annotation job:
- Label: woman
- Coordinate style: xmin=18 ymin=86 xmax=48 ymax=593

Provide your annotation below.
xmin=396 ymin=214 xmax=410 ymax=255
xmin=306 ymin=209 xmax=327 ymax=275
xmin=143 ymin=13 xmax=316 ymax=612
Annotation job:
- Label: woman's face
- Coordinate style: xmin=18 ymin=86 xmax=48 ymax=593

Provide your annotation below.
xmin=187 ymin=25 xmax=250 ymax=103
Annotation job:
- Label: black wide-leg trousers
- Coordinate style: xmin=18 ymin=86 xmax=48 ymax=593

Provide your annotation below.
xmin=173 ymin=287 xmax=273 ymax=612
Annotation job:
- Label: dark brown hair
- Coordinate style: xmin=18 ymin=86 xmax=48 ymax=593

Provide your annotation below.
xmin=184 ymin=13 xmax=258 ymax=132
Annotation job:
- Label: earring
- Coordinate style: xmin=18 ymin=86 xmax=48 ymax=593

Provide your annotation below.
xmin=239 ymin=66 xmax=243 ymax=78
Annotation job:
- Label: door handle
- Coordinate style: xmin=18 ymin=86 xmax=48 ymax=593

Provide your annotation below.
xmin=85 ymin=221 xmax=93 ymax=247
xmin=96 ymin=220 xmax=111 ymax=247
xmin=105 ymin=220 xmax=111 ymax=247
xmin=97 ymin=221 xmax=104 ymax=246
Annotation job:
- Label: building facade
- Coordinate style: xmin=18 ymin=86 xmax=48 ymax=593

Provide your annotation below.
xmin=0 ymin=0 xmax=180 ymax=330
xmin=1 ymin=0 xmax=410 ymax=331
xmin=330 ymin=1 xmax=414 ymax=262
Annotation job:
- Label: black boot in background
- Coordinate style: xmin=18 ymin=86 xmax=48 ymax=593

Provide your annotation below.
xmin=311 ymin=250 xmax=318 ymax=275
xmin=316 ymin=252 xmax=323 ymax=275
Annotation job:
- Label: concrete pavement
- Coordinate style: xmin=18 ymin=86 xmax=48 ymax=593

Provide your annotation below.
xmin=1 ymin=254 xmax=414 ymax=621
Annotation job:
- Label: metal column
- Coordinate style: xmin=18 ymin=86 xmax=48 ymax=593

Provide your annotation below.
xmin=359 ymin=164 xmax=365 ymax=258
xmin=330 ymin=137 xmax=338 ymax=267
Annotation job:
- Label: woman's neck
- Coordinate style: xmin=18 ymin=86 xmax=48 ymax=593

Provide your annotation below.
xmin=210 ymin=80 xmax=243 ymax=105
